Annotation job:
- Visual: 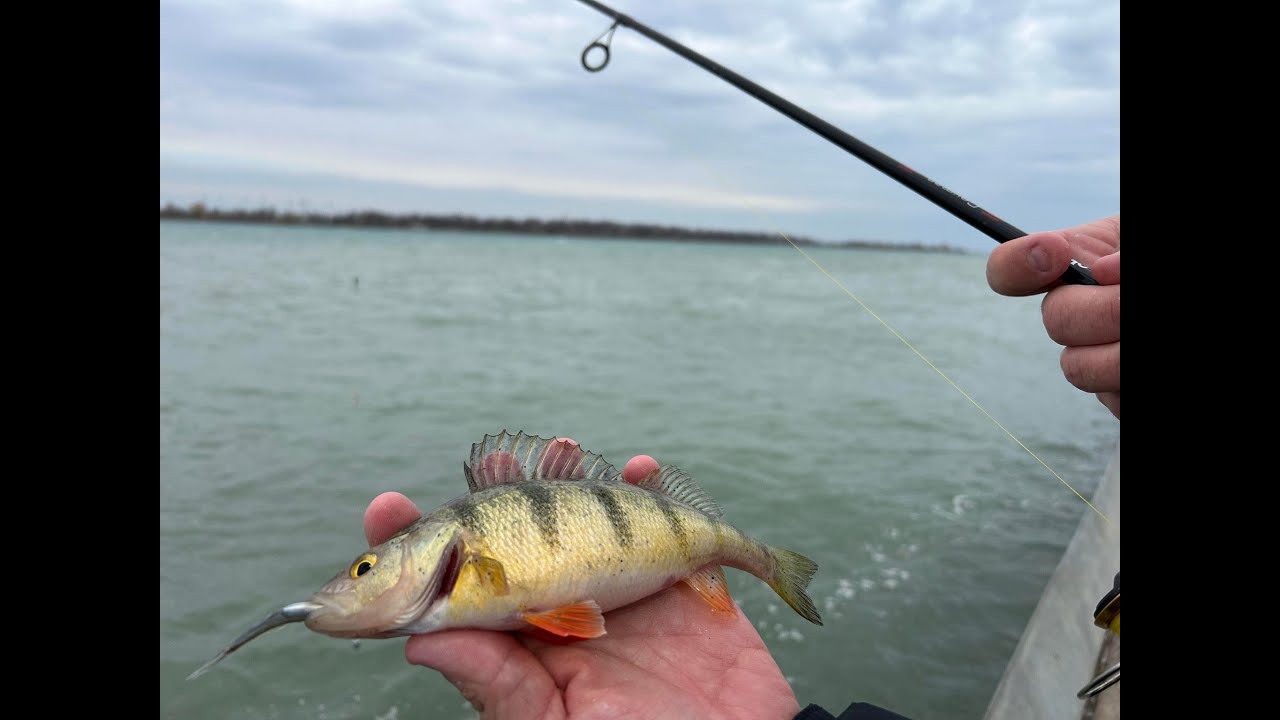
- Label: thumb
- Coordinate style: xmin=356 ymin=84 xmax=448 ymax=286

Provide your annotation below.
xmin=986 ymin=231 xmax=1073 ymax=296
xmin=363 ymin=492 xmax=422 ymax=546
xmin=405 ymin=630 xmax=561 ymax=718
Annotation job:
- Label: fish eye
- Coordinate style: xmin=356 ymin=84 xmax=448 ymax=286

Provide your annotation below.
xmin=350 ymin=553 xmax=377 ymax=579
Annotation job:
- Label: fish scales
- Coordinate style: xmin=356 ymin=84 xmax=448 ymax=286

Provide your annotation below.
xmin=437 ymin=480 xmax=767 ymax=622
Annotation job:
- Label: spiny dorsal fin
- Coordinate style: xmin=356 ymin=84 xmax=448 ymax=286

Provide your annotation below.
xmin=463 ymin=430 xmax=621 ymax=492
xmin=637 ymin=465 xmax=723 ymax=518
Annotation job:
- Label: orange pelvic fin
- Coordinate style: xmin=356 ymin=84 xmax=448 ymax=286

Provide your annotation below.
xmin=682 ymin=564 xmax=736 ymax=614
xmin=522 ymin=600 xmax=607 ymax=638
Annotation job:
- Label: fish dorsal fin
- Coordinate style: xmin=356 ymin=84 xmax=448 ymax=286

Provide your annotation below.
xmin=463 ymin=430 xmax=621 ymax=492
xmin=637 ymin=465 xmax=723 ymax=518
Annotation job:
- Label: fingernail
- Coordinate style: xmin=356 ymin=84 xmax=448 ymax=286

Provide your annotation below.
xmin=623 ymin=455 xmax=659 ymax=484
xmin=1028 ymin=245 xmax=1052 ymax=273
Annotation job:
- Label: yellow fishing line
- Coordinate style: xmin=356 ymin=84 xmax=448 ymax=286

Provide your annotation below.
xmin=622 ymin=96 xmax=1113 ymax=527
xmin=769 ymin=222 xmax=1111 ymax=527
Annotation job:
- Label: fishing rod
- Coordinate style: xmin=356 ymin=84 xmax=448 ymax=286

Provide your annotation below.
xmin=572 ymin=0 xmax=1099 ymax=286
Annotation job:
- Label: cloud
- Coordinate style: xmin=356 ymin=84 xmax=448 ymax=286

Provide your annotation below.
xmin=160 ymin=0 xmax=1120 ymax=249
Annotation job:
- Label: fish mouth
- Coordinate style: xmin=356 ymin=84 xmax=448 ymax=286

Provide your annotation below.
xmin=309 ymin=539 xmax=465 ymax=637
xmin=189 ymin=537 xmax=467 ymax=678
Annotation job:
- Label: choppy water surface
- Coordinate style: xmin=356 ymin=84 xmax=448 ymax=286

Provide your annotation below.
xmin=159 ymin=220 xmax=1118 ymax=719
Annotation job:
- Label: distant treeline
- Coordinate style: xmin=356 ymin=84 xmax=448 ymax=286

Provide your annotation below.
xmin=159 ymin=203 xmax=968 ymax=254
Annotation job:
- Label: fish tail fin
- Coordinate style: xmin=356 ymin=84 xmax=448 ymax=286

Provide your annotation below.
xmin=765 ymin=547 xmax=823 ymax=626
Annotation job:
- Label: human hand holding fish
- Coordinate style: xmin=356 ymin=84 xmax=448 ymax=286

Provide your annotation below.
xmin=364 ymin=478 xmax=806 ymax=718
xmin=191 ymin=432 xmax=822 ymax=719
xmin=986 ymin=215 xmax=1120 ymax=419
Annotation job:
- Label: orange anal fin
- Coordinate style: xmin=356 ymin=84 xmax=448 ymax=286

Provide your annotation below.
xmin=682 ymin=565 xmax=736 ymax=614
xmin=522 ymin=600 xmax=607 ymax=639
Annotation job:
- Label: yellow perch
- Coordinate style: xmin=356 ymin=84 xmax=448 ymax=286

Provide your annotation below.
xmin=190 ymin=430 xmax=821 ymax=678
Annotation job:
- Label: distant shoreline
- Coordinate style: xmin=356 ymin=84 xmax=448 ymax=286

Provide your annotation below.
xmin=159 ymin=204 xmax=971 ymax=254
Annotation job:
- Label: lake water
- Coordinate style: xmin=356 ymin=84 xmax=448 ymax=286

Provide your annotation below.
xmin=159 ymin=220 xmax=1119 ymax=719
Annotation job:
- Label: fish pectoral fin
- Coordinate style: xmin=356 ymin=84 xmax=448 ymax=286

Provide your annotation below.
xmin=458 ymin=533 xmax=510 ymax=597
xmin=522 ymin=600 xmax=607 ymax=638
xmin=681 ymin=564 xmax=736 ymax=614
xmin=467 ymin=554 xmax=509 ymax=596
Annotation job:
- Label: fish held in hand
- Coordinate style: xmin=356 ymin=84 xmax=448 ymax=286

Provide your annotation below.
xmin=190 ymin=430 xmax=821 ymax=678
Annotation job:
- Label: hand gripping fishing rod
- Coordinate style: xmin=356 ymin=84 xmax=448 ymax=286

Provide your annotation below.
xmin=573 ymin=0 xmax=1099 ymax=286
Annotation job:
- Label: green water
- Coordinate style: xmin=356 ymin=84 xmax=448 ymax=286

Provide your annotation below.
xmin=159 ymin=220 xmax=1118 ymax=719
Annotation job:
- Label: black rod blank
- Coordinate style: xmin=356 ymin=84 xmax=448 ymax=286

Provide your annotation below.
xmin=573 ymin=0 xmax=1099 ymax=285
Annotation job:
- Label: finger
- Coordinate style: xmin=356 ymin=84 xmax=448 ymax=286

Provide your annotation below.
xmin=405 ymin=630 xmax=559 ymax=717
xmin=1060 ymin=343 xmax=1120 ymax=394
xmin=1041 ymin=284 xmax=1120 ymax=346
xmin=1065 ymin=216 xmax=1121 ymax=263
xmin=986 ymin=232 xmax=1073 ymax=296
xmin=1090 ymin=251 xmax=1120 ymax=286
xmin=363 ymin=492 xmax=422 ymax=546
xmin=623 ymin=455 xmax=660 ymax=484
xmin=1097 ymin=391 xmax=1120 ymax=420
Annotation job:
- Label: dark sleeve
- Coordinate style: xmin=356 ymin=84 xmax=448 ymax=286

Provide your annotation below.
xmin=794 ymin=702 xmax=914 ymax=720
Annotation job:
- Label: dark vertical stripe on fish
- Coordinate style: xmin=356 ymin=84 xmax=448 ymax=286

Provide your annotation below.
xmin=449 ymin=497 xmax=483 ymax=533
xmin=590 ymin=485 xmax=633 ymax=547
xmin=655 ymin=494 xmax=691 ymax=558
xmin=518 ymin=484 xmax=559 ymax=547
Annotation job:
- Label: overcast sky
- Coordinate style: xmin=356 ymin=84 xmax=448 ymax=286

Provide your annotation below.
xmin=159 ymin=0 xmax=1120 ymax=251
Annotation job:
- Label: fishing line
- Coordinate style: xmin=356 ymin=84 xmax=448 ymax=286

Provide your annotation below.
xmin=717 ymin=178 xmax=1113 ymax=527
xmin=573 ymin=12 xmax=1114 ymax=527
